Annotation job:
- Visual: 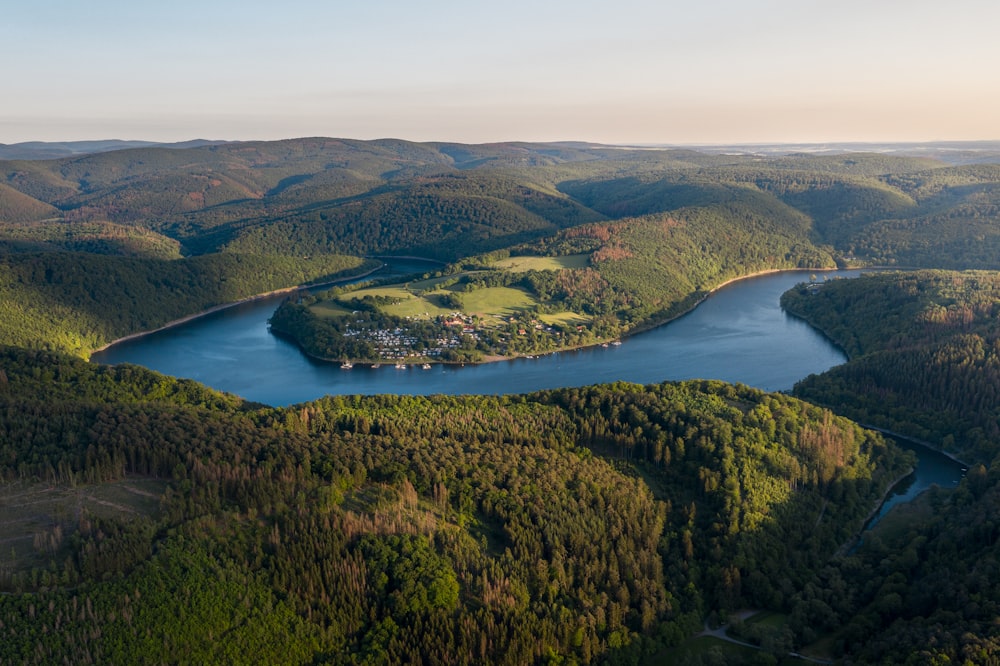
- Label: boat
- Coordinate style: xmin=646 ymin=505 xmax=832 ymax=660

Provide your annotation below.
xmin=340 ymin=361 xmax=353 ymax=370
xmin=421 ymin=363 xmax=432 ymax=370
xmin=371 ymin=363 xmax=381 ymax=369
xmin=611 ymin=340 xmax=622 ymax=346
xmin=395 ymin=363 xmax=406 ymax=369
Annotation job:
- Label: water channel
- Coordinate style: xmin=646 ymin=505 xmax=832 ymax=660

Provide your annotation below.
xmin=92 ymin=261 xmax=967 ymax=523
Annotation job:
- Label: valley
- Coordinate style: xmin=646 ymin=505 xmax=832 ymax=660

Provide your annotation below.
xmin=2 ymin=138 xmax=1000 ymax=664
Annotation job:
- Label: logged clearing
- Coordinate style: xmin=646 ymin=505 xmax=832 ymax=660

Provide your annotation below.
xmin=0 ymin=476 xmax=166 ymax=571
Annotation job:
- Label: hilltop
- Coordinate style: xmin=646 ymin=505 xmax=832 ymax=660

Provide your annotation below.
xmin=5 ymin=137 xmax=1000 ymax=357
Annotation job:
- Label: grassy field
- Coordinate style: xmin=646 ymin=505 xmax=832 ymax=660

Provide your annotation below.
xmin=0 ymin=477 xmax=166 ymax=573
xmin=490 ymin=253 xmax=591 ymax=272
xmin=867 ymin=490 xmax=937 ymax=543
xmin=310 ymin=258 xmax=592 ymax=329
xmin=455 ymin=286 xmax=537 ymax=317
xmin=382 ymin=293 xmax=455 ymax=319
xmin=332 ymin=282 xmax=545 ymax=320
xmin=311 ymin=301 xmax=355 ymax=318
xmin=538 ymin=311 xmax=590 ymax=327
xmin=342 ymin=286 xmax=413 ymax=301
xmin=747 ymin=611 xmax=788 ymax=630
xmin=314 ymin=286 xmax=450 ymax=320
xmin=407 ymin=272 xmax=482 ymax=291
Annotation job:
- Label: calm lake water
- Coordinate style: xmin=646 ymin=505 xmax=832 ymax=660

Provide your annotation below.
xmin=94 ymin=265 xmax=854 ymax=405
xmin=92 ymin=261 xmax=966 ymax=520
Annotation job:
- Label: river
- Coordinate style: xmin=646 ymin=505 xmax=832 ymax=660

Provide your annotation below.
xmin=92 ymin=261 xmax=966 ymax=522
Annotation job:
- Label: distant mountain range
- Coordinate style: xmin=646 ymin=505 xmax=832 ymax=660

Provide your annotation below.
xmin=5 ymin=137 xmax=1000 ymax=164
xmin=679 ymin=140 xmax=1000 ymax=165
xmin=0 ymin=139 xmax=227 ymax=160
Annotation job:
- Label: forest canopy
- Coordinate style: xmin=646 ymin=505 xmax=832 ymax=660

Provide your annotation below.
xmin=0 ymin=347 xmax=908 ymax=664
xmin=2 ymin=139 xmax=1000 ymax=663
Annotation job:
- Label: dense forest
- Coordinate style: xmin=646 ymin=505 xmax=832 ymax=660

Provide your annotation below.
xmin=778 ymin=269 xmax=1000 ymax=663
xmin=0 ymin=252 xmax=376 ymax=356
xmin=782 ymin=270 xmax=1000 ymax=462
xmin=5 ymin=139 xmax=1000 ymax=359
xmin=3 ymin=138 xmax=1000 ymax=663
xmin=0 ymin=347 xmax=907 ymax=664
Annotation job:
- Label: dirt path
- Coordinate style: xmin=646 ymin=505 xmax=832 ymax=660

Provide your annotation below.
xmin=695 ymin=611 xmax=833 ymax=664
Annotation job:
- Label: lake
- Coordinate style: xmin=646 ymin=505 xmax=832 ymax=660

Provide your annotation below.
xmin=92 ymin=262 xmax=966 ymax=522
xmin=93 ymin=264 xmax=854 ymax=405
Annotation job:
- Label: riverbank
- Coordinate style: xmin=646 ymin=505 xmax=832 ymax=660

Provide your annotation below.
xmin=860 ymin=424 xmax=970 ymax=468
xmin=838 ymin=465 xmax=916 ymax=556
xmin=90 ymin=262 xmax=386 ymax=356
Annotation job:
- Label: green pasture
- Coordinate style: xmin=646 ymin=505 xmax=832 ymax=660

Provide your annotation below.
xmin=341 ymin=286 xmax=413 ymax=301
xmin=332 ymin=285 xmax=454 ymax=318
xmin=866 ymin=491 xmax=937 ymax=544
xmin=747 ymin=611 xmax=788 ymax=630
xmin=382 ymin=294 xmax=455 ymax=319
xmin=491 ymin=253 xmax=591 ymax=272
xmin=455 ymin=286 xmax=537 ymax=317
xmin=538 ymin=311 xmax=590 ymax=327
xmin=315 ymin=269 xmax=591 ymax=324
xmin=311 ymin=301 xmax=355 ymax=318
xmin=318 ymin=285 xmax=452 ymax=319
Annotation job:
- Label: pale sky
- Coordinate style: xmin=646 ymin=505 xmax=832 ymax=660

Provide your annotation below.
xmin=3 ymin=0 xmax=999 ymax=145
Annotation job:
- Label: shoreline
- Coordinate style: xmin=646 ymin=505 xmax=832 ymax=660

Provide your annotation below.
xmin=90 ymin=262 xmax=386 ymax=356
xmin=837 ymin=465 xmax=916 ymax=556
xmin=859 ymin=423 xmax=969 ymax=468
xmin=291 ymin=264 xmax=846 ymax=367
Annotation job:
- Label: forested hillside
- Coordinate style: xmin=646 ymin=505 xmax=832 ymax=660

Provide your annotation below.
xmin=4 ymin=139 xmax=1000 ymax=359
xmin=2 ymin=139 xmax=1000 ymax=663
xmin=0 ymin=347 xmax=905 ymax=664
xmin=778 ymin=270 xmax=1000 ymax=663
xmin=783 ymin=270 xmax=1000 ymax=462
xmin=4 ymin=139 xmax=1000 ymax=269
xmin=0 ymin=252 xmax=376 ymax=356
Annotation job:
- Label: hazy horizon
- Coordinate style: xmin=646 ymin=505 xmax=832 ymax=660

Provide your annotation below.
xmin=4 ymin=137 xmax=1000 ymax=149
xmin=4 ymin=0 xmax=999 ymax=145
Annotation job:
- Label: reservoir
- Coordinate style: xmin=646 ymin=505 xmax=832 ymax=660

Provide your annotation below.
xmin=92 ymin=262 xmax=966 ymax=521
xmin=93 ymin=264 xmax=854 ymax=406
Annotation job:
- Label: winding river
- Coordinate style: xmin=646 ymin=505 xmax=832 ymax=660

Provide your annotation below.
xmin=92 ymin=261 xmax=966 ymax=522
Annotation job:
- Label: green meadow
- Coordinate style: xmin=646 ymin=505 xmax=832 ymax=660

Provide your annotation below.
xmin=453 ymin=286 xmax=536 ymax=317
xmin=490 ymin=253 xmax=591 ymax=272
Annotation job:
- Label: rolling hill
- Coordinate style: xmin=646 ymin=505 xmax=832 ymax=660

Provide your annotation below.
xmin=1 ymin=138 xmax=1000 ymax=663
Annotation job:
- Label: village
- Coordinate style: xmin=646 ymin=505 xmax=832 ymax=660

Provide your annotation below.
xmin=337 ymin=310 xmax=571 ymax=364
